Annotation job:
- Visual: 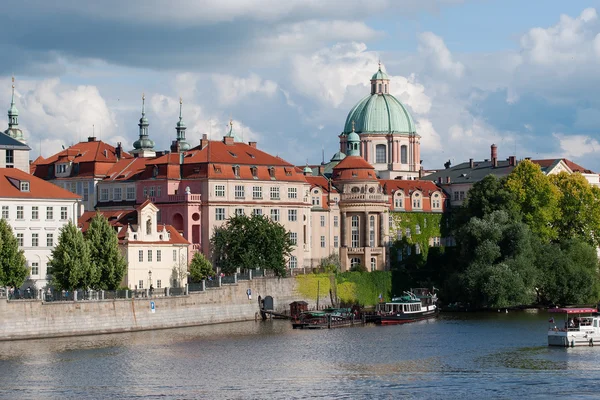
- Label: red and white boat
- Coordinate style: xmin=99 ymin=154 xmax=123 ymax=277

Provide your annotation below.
xmin=548 ymin=307 xmax=600 ymax=347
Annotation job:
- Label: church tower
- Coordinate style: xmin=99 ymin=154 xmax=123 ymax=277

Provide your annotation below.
xmin=131 ymin=94 xmax=156 ymax=158
xmin=5 ymin=77 xmax=26 ymax=144
xmin=170 ymin=97 xmax=191 ymax=152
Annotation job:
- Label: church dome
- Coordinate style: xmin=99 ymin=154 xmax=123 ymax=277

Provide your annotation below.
xmin=343 ymin=94 xmax=415 ymax=134
xmin=133 ymin=137 xmax=155 ymax=150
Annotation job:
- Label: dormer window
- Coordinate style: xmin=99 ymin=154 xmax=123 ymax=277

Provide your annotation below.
xmin=153 ymin=166 xmax=159 ymax=177
xmin=251 ymin=166 xmax=258 ymax=179
xmin=228 ymin=151 xmax=237 ymax=158
xmin=233 ymin=165 xmax=240 ymax=178
xmin=57 ymin=164 xmax=68 ymax=174
xmin=20 ymin=181 xmax=30 ymax=192
xmin=268 ymin=167 xmax=275 ymax=179
xmin=213 ymin=165 xmax=222 ymax=174
xmin=284 ymin=168 xmax=292 ymax=176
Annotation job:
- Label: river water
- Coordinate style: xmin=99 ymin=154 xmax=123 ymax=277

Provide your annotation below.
xmin=0 ymin=311 xmax=598 ymax=399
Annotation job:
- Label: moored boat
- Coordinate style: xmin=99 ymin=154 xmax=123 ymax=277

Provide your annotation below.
xmin=547 ymin=307 xmax=600 ymax=347
xmin=376 ymin=288 xmax=438 ymax=326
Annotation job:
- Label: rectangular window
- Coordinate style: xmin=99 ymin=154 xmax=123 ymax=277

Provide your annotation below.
xmin=149 ymin=186 xmax=156 ymax=197
xmin=320 ymin=215 xmax=325 ymax=227
xmin=270 ymin=209 xmax=280 ymax=222
xmin=288 ymin=187 xmax=297 ymax=199
xmin=46 ymin=233 xmax=53 ymax=247
xmin=351 ymin=216 xmax=359 ymax=248
xmin=215 ymin=185 xmax=225 ymax=197
xmin=369 ymin=216 xmax=375 ymax=247
xmin=20 ymin=181 xmax=30 ymax=192
xmin=60 ymin=207 xmax=68 ymax=220
xmin=127 ymin=186 xmax=136 ymax=200
xmin=31 ymin=262 xmax=39 ymax=276
xmin=270 ymin=187 xmax=280 ymax=200
xmin=16 ymin=233 xmax=23 ymax=247
xmin=235 ymin=185 xmax=245 ymax=199
xmin=320 ymin=235 xmax=326 ymax=248
xmin=253 ymin=186 xmax=262 ymax=199
xmin=289 ymin=255 xmax=297 ymax=269
xmin=156 ymin=280 xmax=162 ymax=289
xmin=312 ymin=196 xmax=320 ymax=206
xmin=143 ymin=187 xmax=148 ymax=198
xmin=333 ymin=216 xmax=338 ymax=228
xmin=289 ymin=232 xmax=297 ymax=245
xmin=16 ymin=206 xmax=23 ymax=220
xmin=113 ymin=187 xmax=122 ymax=201
xmin=157 ymin=250 xmax=162 ymax=262
xmin=139 ymin=250 xmax=143 ymax=262
xmin=453 ymin=191 xmax=459 ymax=201
xmin=253 ymin=208 xmax=262 ymax=216
xmin=5 ymin=149 xmax=14 ymax=165
xmin=31 ymin=206 xmax=39 ymax=220
xmin=235 ymin=208 xmax=244 ymax=216
xmin=32 ymin=233 xmax=39 ymax=247
xmin=100 ymin=188 xmax=109 ymax=201
xmin=333 ymin=236 xmax=339 ymax=248
xmin=83 ymin=187 xmax=89 ymax=202
xmin=173 ymin=250 xmax=177 ymax=262
xmin=148 ymin=250 xmax=152 ymax=262
xmin=215 ymin=208 xmax=226 ymax=221
xmin=1 ymin=206 xmax=8 ymax=220
xmin=288 ymin=209 xmax=297 ymax=222
xmin=157 ymin=186 xmax=162 ymax=198
xmin=44 ymin=206 xmax=52 ymax=220
xmin=459 ymin=191 xmax=465 ymax=201
xmin=138 ymin=280 xmax=144 ymax=289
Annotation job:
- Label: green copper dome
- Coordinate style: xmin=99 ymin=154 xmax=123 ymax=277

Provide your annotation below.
xmin=371 ymin=69 xmax=389 ymax=81
xmin=133 ymin=137 xmax=155 ymax=150
xmin=343 ymin=94 xmax=415 ymax=134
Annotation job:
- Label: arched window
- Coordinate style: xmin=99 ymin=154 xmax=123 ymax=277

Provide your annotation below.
xmin=378 ymin=83 xmax=382 ymax=93
xmin=375 ymin=144 xmax=386 ymax=163
xmin=146 ymin=218 xmax=152 ymax=235
xmin=415 ymin=224 xmax=421 ymax=235
xmin=401 ymin=145 xmax=408 ymax=164
xmin=384 ymin=84 xmax=388 ymax=93
xmin=369 ymin=215 xmax=375 ymax=247
xmin=371 ymin=83 xmax=375 ymax=93
xmin=412 ymin=192 xmax=422 ymax=209
xmin=415 ymin=243 xmax=421 ymax=255
xmin=351 ymin=215 xmax=359 ymax=247
xmin=371 ymin=257 xmax=377 ymax=272
xmin=394 ymin=191 xmax=404 ymax=209
xmin=351 ymin=257 xmax=361 ymax=268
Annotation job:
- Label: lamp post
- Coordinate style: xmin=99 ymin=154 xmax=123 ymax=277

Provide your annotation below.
xmin=148 ymin=270 xmax=152 ymax=289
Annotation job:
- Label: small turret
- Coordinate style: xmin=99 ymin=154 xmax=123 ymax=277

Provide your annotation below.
xmin=346 ymin=120 xmax=360 ymax=156
xmin=5 ymin=77 xmax=25 ymax=143
xmin=172 ymin=97 xmax=190 ymax=152
xmin=132 ymin=93 xmax=156 ymax=158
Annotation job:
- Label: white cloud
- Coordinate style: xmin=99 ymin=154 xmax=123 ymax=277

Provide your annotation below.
xmin=552 ymin=132 xmax=600 ymax=158
xmin=211 ymin=73 xmax=278 ymax=106
xmin=415 ymin=118 xmax=441 ymax=151
xmin=418 ymin=32 xmax=465 ymax=78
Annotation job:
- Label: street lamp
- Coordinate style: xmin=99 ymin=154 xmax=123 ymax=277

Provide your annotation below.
xmin=148 ymin=270 xmax=152 ymax=288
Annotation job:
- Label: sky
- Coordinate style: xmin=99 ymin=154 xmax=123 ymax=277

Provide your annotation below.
xmin=3 ymin=0 xmax=600 ymax=171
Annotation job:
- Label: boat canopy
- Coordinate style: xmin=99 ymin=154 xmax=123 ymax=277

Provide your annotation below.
xmin=548 ymin=307 xmax=597 ymax=314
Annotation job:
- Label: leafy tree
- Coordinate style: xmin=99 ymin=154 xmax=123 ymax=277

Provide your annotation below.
xmin=535 ymin=238 xmax=600 ymax=306
xmin=189 ymin=252 xmax=214 ymax=282
xmin=0 ymin=219 xmax=27 ymax=288
xmin=460 ymin=175 xmax=518 ymax=223
xmin=504 ymin=160 xmax=560 ymax=241
xmin=549 ymin=172 xmax=600 ymax=247
xmin=85 ymin=212 xmax=127 ymax=290
xmin=319 ymin=253 xmax=341 ymax=273
xmin=349 ymin=263 xmax=367 ymax=272
xmin=211 ymin=214 xmax=294 ymax=276
xmin=48 ymin=222 xmax=93 ymax=290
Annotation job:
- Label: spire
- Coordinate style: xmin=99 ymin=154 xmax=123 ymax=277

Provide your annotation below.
xmin=225 ymin=118 xmax=242 ymax=142
xmin=173 ymin=97 xmax=190 ymax=152
xmin=8 ymin=76 xmax=18 ymax=128
xmin=347 ymin=119 xmax=360 ymax=156
xmin=132 ymin=93 xmax=155 ymax=156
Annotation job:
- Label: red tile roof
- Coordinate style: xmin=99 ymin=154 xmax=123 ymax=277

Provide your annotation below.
xmin=379 ymin=179 xmax=446 ymax=196
xmin=305 ymin=176 xmax=338 ymax=193
xmin=103 ymin=157 xmax=152 ymax=181
xmin=0 ymin=168 xmax=81 ymax=200
xmin=332 ymin=156 xmax=378 ymax=181
xmin=531 ymin=158 xmax=595 ymax=174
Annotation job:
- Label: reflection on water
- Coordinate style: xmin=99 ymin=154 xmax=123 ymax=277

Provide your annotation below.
xmin=2 ymin=312 xmax=600 ymax=399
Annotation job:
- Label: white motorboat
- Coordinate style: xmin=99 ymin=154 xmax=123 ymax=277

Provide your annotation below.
xmin=547 ymin=307 xmax=600 ymax=347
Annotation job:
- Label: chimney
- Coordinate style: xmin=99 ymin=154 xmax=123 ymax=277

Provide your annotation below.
xmin=170 ymin=140 xmax=180 ymax=153
xmin=115 ymin=142 xmax=122 ymax=160
xmin=223 ymin=136 xmax=234 ymax=145
xmin=87 ymin=136 xmax=96 ymax=142
xmin=200 ymin=134 xmax=209 ymax=150
xmin=469 ymin=158 xmax=474 ymax=168
xmin=419 ymin=166 xmax=424 ymax=179
xmin=491 ymin=144 xmax=498 ymax=168
xmin=508 ymin=155 xmax=516 ymax=166
xmin=446 ymin=176 xmax=451 ymax=184
xmin=444 ymin=160 xmax=451 ymax=169
xmin=248 ymin=141 xmax=257 ymax=149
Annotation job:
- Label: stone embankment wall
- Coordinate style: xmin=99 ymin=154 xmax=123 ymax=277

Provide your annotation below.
xmin=0 ymin=277 xmax=315 ymax=341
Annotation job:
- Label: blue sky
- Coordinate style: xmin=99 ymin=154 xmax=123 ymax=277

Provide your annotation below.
xmin=2 ymin=0 xmax=600 ymax=171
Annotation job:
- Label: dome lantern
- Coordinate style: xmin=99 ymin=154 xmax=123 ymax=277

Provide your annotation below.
xmin=370 ymin=61 xmax=390 ymax=95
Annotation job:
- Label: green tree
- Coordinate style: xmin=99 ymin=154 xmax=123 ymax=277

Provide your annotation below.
xmin=48 ymin=222 xmax=93 ymax=290
xmin=460 ymin=175 xmax=518 ymax=223
xmin=211 ymin=214 xmax=294 ymax=276
xmin=0 ymin=219 xmax=28 ymax=288
xmin=504 ymin=159 xmax=560 ymax=241
xmin=319 ymin=253 xmax=341 ymax=273
xmin=549 ymin=172 xmax=600 ymax=247
xmin=189 ymin=252 xmax=214 ymax=282
xmin=85 ymin=213 xmax=127 ymax=290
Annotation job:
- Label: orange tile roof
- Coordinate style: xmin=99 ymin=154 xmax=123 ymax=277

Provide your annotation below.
xmin=0 ymin=168 xmax=81 ymax=200
xmin=379 ymin=179 xmax=446 ymax=196
xmin=332 ymin=156 xmax=378 ymax=181
xmin=103 ymin=157 xmax=151 ymax=181
xmin=305 ymin=176 xmax=338 ymax=193
xmin=532 ymin=158 xmax=595 ymax=174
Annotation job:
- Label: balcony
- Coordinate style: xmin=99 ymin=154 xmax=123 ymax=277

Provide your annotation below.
xmin=341 ymin=193 xmax=388 ymax=202
xmin=157 ymin=194 xmax=202 ymax=203
xmin=348 ymin=247 xmax=364 ymax=254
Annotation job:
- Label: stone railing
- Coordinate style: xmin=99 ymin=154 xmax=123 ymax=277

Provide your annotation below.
xmin=341 ymin=193 xmax=388 ymax=202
